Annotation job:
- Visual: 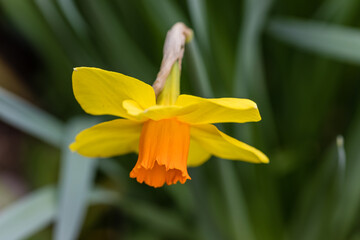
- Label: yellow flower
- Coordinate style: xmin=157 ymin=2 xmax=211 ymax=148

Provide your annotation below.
xmin=70 ymin=65 xmax=268 ymax=188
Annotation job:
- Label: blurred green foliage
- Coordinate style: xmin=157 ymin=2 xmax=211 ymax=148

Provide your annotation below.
xmin=1 ymin=0 xmax=360 ymax=239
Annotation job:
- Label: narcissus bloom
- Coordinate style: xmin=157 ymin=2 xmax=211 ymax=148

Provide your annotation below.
xmin=70 ymin=66 xmax=268 ymax=188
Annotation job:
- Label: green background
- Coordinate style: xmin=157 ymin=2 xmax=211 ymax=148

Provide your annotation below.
xmin=0 ymin=0 xmax=360 ymax=239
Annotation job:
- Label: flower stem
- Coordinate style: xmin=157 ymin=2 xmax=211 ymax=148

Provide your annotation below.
xmin=152 ymin=22 xmax=192 ymax=97
xmin=156 ymin=61 xmax=180 ymax=105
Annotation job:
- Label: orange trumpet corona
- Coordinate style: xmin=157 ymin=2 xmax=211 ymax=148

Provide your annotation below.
xmin=130 ymin=118 xmax=191 ymax=188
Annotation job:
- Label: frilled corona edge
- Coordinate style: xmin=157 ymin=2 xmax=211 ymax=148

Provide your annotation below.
xmin=130 ymin=119 xmax=191 ymax=188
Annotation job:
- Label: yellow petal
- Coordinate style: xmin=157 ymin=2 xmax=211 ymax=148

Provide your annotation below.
xmin=190 ymin=124 xmax=269 ymax=163
xmin=70 ymin=119 xmax=142 ymax=157
xmin=187 ymin=139 xmax=211 ymax=167
xmin=123 ymin=99 xmax=194 ymax=121
xmin=175 ymin=94 xmax=261 ymax=124
xmin=73 ymin=67 xmax=156 ymax=119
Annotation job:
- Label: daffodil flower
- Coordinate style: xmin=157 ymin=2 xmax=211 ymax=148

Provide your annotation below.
xmin=70 ymin=62 xmax=268 ymax=188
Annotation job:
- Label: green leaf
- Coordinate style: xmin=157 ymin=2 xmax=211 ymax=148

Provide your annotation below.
xmin=119 ymin=197 xmax=193 ymax=240
xmin=268 ymin=18 xmax=360 ymax=64
xmin=88 ymin=188 xmax=120 ymax=205
xmin=316 ymin=0 xmax=360 ymax=24
xmin=231 ymin=1 xmax=275 ymax=239
xmin=0 ymin=185 xmax=120 ymax=240
xmin=54 ymin=117 xmax=98 ymax=240
xmin=81 ymin=0 xmax=155 ymax=81
xmin=141 ymin=0 xmax=188 ymax=34
xmin=186 ymin=40 xmax=213 ymax=98
xmin=0 ymin=187 xmax=56 ymax=240
xmin=216 ymin=159 xmax=255 ymax=240
xmin=328 ymin=105 xmax=360 ymax=240
xmin=98 ymin=158 xmax=127 ymax=186
xmin=234 ymin=0 xmax=273 ymax=97
xmin=289 ymin=142 xmax=338 ymax=240
xmin=0 ymin=0 xmax=72 ymax=95
xmin=186 ymin=0 xmax=210 ymax=54
xmin=34 ymin=0 xmax=99 ymax=66
xmin=0 ymin=87 xmax=64 ymax=147
xmin=234 ymin=0 xmax=276 ymax=147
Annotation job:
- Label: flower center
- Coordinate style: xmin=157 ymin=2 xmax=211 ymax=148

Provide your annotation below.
xmin=130 ymin=118 xmax=191 ymax=188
